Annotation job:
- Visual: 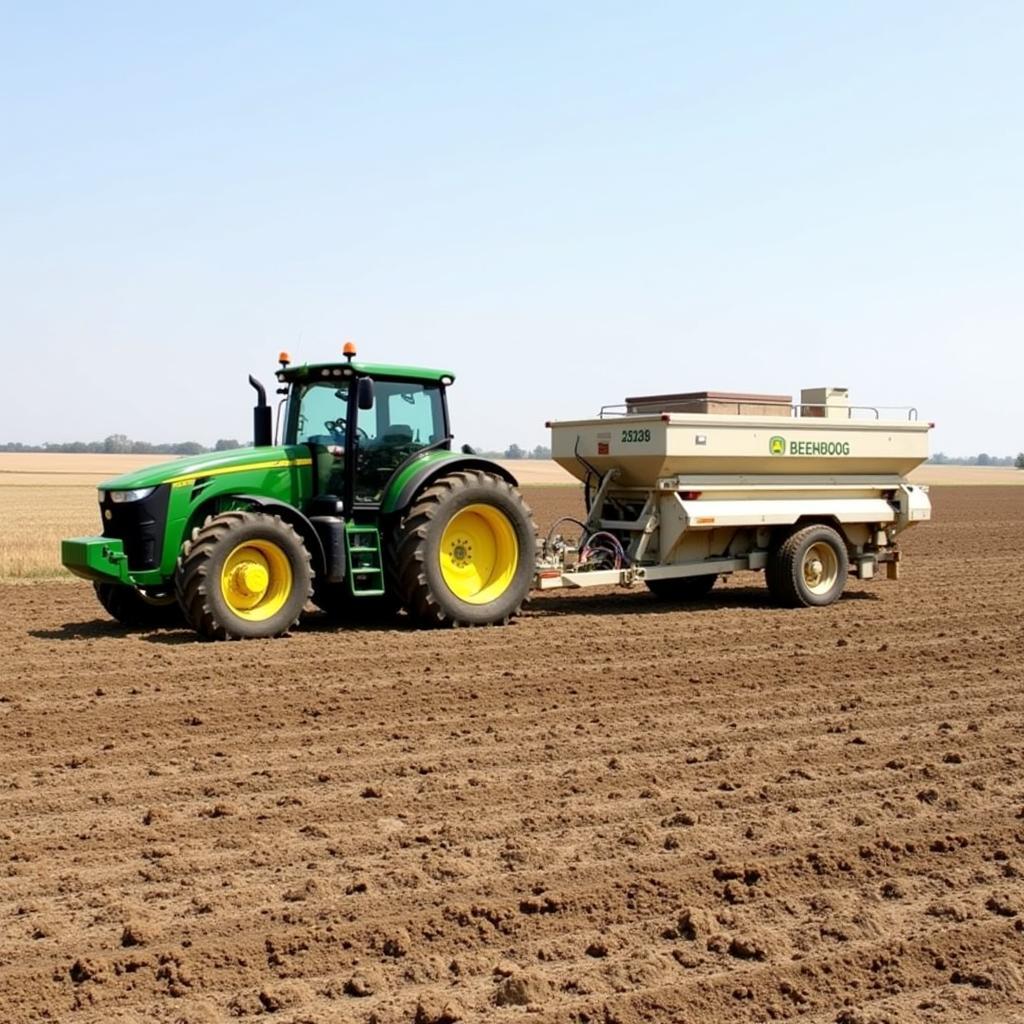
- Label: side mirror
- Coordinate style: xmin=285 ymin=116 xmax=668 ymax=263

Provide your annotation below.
xmin=358 ymin=377 xmax=375 ymax=411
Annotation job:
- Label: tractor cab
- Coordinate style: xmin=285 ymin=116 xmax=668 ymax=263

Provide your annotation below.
xmin=274 ymin=345 xmax=454 ymax=512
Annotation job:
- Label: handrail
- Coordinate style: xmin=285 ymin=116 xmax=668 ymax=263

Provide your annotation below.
xmin=598 ymin=401 xmax=920 ymax=421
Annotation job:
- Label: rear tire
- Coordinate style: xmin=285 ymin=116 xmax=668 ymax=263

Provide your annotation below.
xmin=645 ymin=574 xmax=717 ymax=601
xmin=94 ymin=583 xmax=182 ymax=628
xmin=389 ymin=470 xmax=536 ymax=627
xmin=175 ymin=511 xmax=313 ymax=640
xmin=766 ymin=524 xmax=848 ymax=607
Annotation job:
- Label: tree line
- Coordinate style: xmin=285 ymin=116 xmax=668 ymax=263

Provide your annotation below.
xmin=463 ymin=444 xmax=552 ymax=460
xmin=1 ymin=436 xmax=243 ymax=455
xmin=4 ymin=436 xmax=546 ymax=458
xmin=500 ymin=444 xmax=551 ymax=460
xmin=930 ymin=452 xmax=1024 ymax=468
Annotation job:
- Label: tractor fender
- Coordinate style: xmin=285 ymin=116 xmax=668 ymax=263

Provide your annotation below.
xmin=223 ymin=495 xmax=328 ymax=578
xmin=380 ymin=456 xmax=518 ymax=516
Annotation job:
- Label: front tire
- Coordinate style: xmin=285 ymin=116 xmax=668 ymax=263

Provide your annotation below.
xmin=766 ymin=524 xmax=848 ymax=607
xmin=389 ymin=470 xmax=536 ymax=627
xmin=94 ymin=583 xmax=182 ymax=628
xmin=175 ymin=511 xmax=313 ymax=640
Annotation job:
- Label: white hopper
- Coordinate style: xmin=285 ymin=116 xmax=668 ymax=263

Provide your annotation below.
xmin=549 ymin=405 xmax=930 ymax=488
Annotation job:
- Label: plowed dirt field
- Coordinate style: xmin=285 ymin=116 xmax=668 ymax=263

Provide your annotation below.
xmin=2 ymin=486 xmax=1023 ymax=1024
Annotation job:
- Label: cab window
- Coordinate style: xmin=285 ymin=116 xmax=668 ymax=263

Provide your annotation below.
xmin=359 ymin=382 xmax=444 ymax=445
xmin=293 ymin=382 xmax=349 ymax=445
xmin=354 ymin=381 xmax=446 ymax=502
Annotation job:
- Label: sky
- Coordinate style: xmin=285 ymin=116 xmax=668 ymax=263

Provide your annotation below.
xmin=1 ymin=2 xmax=1022 ymax=455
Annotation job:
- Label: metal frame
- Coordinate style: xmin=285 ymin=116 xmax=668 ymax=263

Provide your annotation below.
xmin=535 ymin=554 xmax=769 ymax=591
xmin=598 ymin=401 xmax=919 ymax=421
xmin=535 ymin=469 xmax=931 ymax=593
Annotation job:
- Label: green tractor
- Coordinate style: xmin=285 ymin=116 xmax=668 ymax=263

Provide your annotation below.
xmin=62 ymin=347 xmax=537 ymax=639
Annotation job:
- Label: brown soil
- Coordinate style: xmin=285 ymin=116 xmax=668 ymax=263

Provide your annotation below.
xmin=2 ymin=486 xmax=1023 ymax=1024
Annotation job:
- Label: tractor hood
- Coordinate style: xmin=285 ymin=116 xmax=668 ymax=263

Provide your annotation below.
xmin=99 ymin=446 xmax=309 ymax=491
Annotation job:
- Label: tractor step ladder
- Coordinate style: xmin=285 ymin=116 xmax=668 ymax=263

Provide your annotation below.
xmin=345 ymin=524 xmax=385 ymax=596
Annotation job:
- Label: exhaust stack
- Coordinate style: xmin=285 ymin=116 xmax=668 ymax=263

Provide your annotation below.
xmin=249 ymin=375 xmax=273 ymax=447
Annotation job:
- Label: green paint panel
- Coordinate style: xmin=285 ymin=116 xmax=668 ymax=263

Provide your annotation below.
xmin=378 ymin=449 xmax=463 ymax=514
xmin=378 ymin=451 xmax=517 ymax=514
xmin=97 ymin=445 xmax=307 ymax=491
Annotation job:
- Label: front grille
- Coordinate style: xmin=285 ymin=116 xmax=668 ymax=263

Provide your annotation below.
xmin=100 ymin=484 xmax=171 ymax=570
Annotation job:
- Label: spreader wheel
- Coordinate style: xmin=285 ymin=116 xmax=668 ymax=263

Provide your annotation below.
xmin=767 ymin=524 xmax=848 ymax=607
xmin=175 ymin=511 xmax=312 ymax=640
xmin=389 ymin=470 xmax=537 ymax=627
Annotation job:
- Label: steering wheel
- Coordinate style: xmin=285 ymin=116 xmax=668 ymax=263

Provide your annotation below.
xmin=324 ymin=420 xmax=368 ymax=442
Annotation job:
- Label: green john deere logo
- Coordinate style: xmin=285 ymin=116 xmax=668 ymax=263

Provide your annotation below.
xmin=769 ymin=435 xmax=786 ymax=456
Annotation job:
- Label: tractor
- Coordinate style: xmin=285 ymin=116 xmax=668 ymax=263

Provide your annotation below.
xmin=62 ymin=345 xmax=537 ymax=639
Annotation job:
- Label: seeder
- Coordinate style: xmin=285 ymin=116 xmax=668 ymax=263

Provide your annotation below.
xmin=537 ymin=387 xmax=932 ymax=607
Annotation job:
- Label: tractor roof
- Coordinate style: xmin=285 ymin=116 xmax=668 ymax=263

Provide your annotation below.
xmin=278 ymin=361 xmax=455 ymax=385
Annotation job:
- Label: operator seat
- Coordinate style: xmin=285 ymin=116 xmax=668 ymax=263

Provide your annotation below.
xmin=351 ymin=423 xmax=417 ymax=502
xmin=379 ymin=424 xmax=414 ymax=446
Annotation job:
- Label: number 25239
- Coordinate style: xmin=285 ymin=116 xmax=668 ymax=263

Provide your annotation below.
xmin=620 ymin=428 xmax=651 ymax=443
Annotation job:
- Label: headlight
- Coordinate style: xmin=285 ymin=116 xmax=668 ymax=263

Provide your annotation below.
xmin=109 ymin=487 xmax=156 ymax=503
xmin=97 ymin=489 xmax=106 ymax=504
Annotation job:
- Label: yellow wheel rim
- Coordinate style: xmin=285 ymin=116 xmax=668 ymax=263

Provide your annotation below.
xmin=439 ymin=503 xmax=519 ymax=605
xmin=220 ymin=539 xmax=293 ymax=621
xmin=802 ymin=541 xmax=840 ymax=596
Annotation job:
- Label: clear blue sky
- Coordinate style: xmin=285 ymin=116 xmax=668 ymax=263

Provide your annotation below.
xmin=2 ymin=2 xmax=1021 ymax=455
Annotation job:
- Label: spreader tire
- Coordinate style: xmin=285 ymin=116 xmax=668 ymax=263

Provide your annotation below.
xmin=389 ymin=470 xmax=536 ymax=627
xmin=645 ymin=574 xmax=718 ymax=601
xmin=767 ymin=524 xmax=848 ymax=608
xmin=175 ymin=511 xmax=313 ymax=640
xmin=94 ymin=583 xmax=182 ymax=628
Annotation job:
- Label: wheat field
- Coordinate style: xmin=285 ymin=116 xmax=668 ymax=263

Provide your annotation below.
xmin=0 ymin=454 xmax=176 ymax=579
xmin=0 ymin=485 xmax=101 ymax=579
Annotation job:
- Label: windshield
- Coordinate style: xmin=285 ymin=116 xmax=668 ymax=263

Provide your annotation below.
xmin=290 ymin=381 xmax=350 ymax=445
